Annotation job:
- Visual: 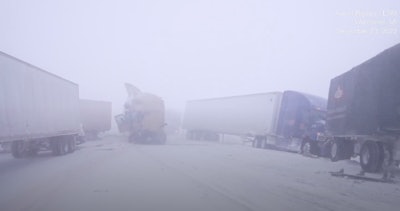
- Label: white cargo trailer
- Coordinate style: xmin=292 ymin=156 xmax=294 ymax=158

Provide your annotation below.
xmin=183 ymin=92 xmax=282 ymax=137
xmin=0 ymin=51 xmax=79 ymax=158
xmin=183 ymin=91 xmax=327 ymax=153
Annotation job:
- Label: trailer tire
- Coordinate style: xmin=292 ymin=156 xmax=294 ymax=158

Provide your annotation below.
xmin=260 ymin=139 xmax=266 ymax=149
xmin=51 ymin=139 xmax=60 ymax=156
xmin=360 ymin=141 xmax=384 ymax=173
xmin=11 ymin=140 xmax=25 ymax=158
xmin=330 ymin=139 xmax=345 ymax=162
xmin=253 ymin=137 xmax=263 ymax=148
xmin=60 ymin=139 xmax=69 ymax=155
xmin=252 ymin=139 xmax=256 ymax=148
xmin=51 ymin=138 xmax=67 ymax=156
xmin=301 ymin=140 xmax=313 ymax=156
xmin=67 ymin=138 xmax=76 ymax=153
xmin=27 ymin=148 xmax=39 ymax=157
xmin=319 ymin=140 xmax=332 ymax=158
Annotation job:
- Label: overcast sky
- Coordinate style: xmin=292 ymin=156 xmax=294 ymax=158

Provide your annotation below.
xmin=1 ymin=0 xmax=399 ymax=114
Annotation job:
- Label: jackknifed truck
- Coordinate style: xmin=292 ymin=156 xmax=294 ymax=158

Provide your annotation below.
xmin=0 ymin=51 xmax=79 ymax=158
xmin=115 ymin=83 xmax=166 ymax=144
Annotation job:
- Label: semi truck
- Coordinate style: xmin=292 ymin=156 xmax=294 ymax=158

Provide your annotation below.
xmin=0 ymin=51 xmax=79 ymax=158
xmin=115 ymin=83 xmax=166 ymax=144
xmin=182 ymin=91 xmax=327 ymax=153
xmin=79 ymin=99 xmax=112 ymax=140
xmin=324 ymin=43 xmax=400 ymax=173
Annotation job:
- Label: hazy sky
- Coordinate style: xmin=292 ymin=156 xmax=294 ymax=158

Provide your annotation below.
xmin=1 ymin=0 xmax=399 ymax=114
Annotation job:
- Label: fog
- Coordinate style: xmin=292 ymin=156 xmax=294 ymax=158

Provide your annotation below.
xmin=0 ymin=0 xmax=399 ymax=125
xmin=1 ymin=1 xmax=400 ymax=208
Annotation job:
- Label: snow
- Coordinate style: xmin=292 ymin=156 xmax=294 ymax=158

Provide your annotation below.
xmin=0 ymin=134 xmax=399 ymax=211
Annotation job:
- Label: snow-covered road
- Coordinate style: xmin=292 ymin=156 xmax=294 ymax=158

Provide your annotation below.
xmin=1 ymin=135 xmax=399 ymax=211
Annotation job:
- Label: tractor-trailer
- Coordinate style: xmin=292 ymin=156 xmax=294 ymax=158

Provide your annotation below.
xmin=182 ymin=91 xmax=327 ymax=153
xmin=115 ymin=83 xmax=166 ymax=144
xmin=0 ymin=51 xmax=79 ymax=158
xmin=79 ymin=99 xmax=112 ymax=140
xmin=325 ymin=43 xmax=400 ymax=174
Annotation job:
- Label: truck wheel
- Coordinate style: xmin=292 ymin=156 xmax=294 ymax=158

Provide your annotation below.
xmin=11 ymin=140 xmax=25 ymax=158
xmin=51 ymin=139 xmax=60 ymax=156
xmin=360 ymin=141 xmax=384 ymax=173
xmin=252 ymin=139 xmax=256 ymax=148
xmin=301 ymin=140 xmax=312 ymax=155
xmin=60 ymin=139 xmax=69 ymax=155
xmin=330 ymin=139 xmax=344 ymax=162
xmin=67 ymin=138 xmax=76 ymax=153
xmin=253 ymin=137 xmax=262 ymax=148
xmin=320 ymin=141 xmax=332 ymax=158
xmin=259 ymin=137 xmax=268 ymax=149
xmin=260 ymin=139 xmax=265 ymax=149
xmin=27 ymin=148 xmax=39 ymax=157
xmin=51 ymin=138 xmax=67 ymax=156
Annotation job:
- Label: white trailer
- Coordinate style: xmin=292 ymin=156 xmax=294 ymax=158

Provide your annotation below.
xmin=0 ymin=51 xmax=79 ymax=158
xmin=183 ymin=91 xmax=326 ymax=153
xmin=183 ymin=92 xmax=282 ymax=138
